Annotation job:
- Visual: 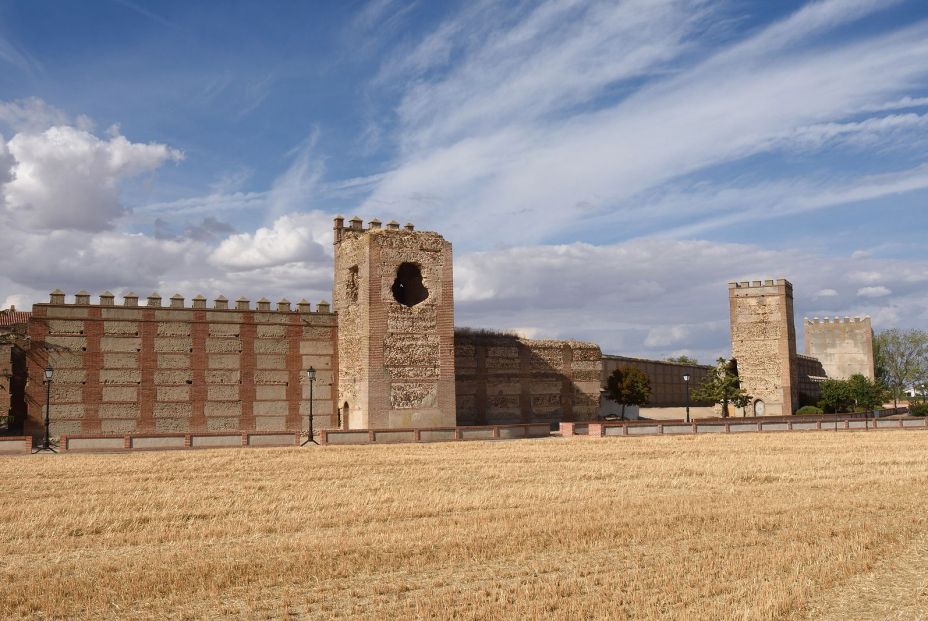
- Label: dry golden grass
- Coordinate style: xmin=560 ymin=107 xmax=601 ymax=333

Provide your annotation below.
xmin=2 ymin=432 xmax=928 ymax=620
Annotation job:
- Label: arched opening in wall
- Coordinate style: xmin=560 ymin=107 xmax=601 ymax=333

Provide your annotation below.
xmin=342 ymin=401 xmax=349 ymax=428
xmin=391 ymin=262 xmax=428 ymax=307
xmin=753 ymin=399 xmax=765 ymax=417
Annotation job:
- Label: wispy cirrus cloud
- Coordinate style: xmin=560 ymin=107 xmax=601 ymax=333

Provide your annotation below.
xmin=358 ymin=0 xmax=928 ymax=248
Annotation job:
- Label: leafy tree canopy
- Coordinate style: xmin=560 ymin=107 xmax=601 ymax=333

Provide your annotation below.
xmin=874 ymin=328 xmax=928 ymax=406
xmin=691 ymin=358 xmax=751 ymax=417
xmin=666 ymin=355 xmax=699 ymax=365
xmin=605 ymin=367 xmax=651 ymax=420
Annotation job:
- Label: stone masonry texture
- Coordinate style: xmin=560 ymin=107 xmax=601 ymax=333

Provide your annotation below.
xmin=454 ymin=333 xmax=602 ymax=426
xmin=332 ymin=217 xmax=456 ymax=429
xmin=728 ymin=279 xmax=798 ymax=416
xmin=804 ymin=316 xmax=875 ymax=381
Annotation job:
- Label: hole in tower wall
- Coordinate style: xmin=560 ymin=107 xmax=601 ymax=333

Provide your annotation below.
xmin=391 ymin=262 xmax=428 ymax=307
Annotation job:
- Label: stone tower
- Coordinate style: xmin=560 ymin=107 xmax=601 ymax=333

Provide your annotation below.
xmin=804 ymin=316 xmax=874 ymax=380
xmin=332 ymin=216 xmax=456 ymax=429
xmin=728 ymin=279 xmax=798 ymax=416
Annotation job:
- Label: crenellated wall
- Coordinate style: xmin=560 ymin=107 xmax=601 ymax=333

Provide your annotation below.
xmin=25 ymin=291 xmax=337 ymax=438
xmin=804 ymin=316 xmax=874 ymax=381
xmin=454 ymin=332 xmax=601 ymax=426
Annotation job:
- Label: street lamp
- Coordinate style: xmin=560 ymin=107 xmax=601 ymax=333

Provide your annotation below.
xmin=34 ymin=364 xmax=56 ymax=453
xmin=683 ymin=373 xmax=691 ymax=424
xmin=301 ymin=366 xmax=318 ymax=446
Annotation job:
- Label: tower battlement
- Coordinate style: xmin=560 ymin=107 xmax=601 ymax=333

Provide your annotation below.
xmin=804 ymin=316 xmax=870 ymax=324
xmin=333 ymin=216 xmax=418 ymax=244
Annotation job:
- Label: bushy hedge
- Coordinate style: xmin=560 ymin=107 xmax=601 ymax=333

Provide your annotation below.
xmin=796 ymin=405 xmax=823 ymax=415
xmin=909 ymin=402 xmax=928 ymax=417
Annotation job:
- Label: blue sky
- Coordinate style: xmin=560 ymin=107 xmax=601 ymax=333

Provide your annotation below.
xmin=1 ymin=0 xmax=927 ymax=361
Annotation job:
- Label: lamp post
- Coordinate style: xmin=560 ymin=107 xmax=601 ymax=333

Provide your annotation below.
xmin=683 ymin=373 xmax=691 ymax=424
xmin=34 ymin=364 xmax=56 ymax=453
xmin=301 ymin=366 xmax=318 ymax=446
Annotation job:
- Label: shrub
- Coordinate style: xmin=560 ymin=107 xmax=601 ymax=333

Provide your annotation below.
xmin=908 ymin=402 xmax=928 ymax=417
xmin=796 ymin=405 xmax=823 ymax=415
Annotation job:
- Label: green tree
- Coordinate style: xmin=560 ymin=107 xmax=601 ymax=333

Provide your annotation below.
xmin=605 ymin=367 xmax=651 ymax=420
xmin=846 ymin=374 xmax=886 ymax=412
xmin=692 ymin=358 xmax=751 ymax=418
xmin=666 ymin=355 xmax=699 ymax=365
xmin=819 ymin=379 xmax=854 ymax=413
xmin=874 ymin=328 xmax=928 ymax=408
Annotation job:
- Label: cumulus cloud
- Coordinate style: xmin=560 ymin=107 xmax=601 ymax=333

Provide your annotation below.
xmin=2 ymin=124 xmax=183 ymax=231
xmin=210 ymin=212 xmax=333 ymax=270
xmin=857 ymin=286 xmax=891 ymax=298
xmin=815 ymin=288 xmax=839 ymax=297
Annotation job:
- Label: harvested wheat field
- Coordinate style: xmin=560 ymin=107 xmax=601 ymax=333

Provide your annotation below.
xmin=2 ymin=432 xmax=928 ymax=620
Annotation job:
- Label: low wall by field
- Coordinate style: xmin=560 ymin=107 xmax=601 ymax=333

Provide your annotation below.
xmin=60 ymin=430 xmax=301 ymax=452
xmin=319 ymin=423 xmax=552 ymax=445
xmin=42 ymin=423 xmax=553 ymax=452
xmin=561 ymin=414 xmax=926 ymax=438
xmin=0 ymin=436 xmax=31 ymax=454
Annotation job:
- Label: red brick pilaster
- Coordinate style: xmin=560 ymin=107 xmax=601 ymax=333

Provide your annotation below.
xmin=82 ymin=307 xmax=103 ymax=434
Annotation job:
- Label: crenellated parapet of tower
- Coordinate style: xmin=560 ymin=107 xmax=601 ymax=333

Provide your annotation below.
xmin=332 ymin=215 xmax=417 ymax=245
xmin=44 ymin=290 xmax=331 ymax=313
xmin=804 ymin=316 xmax=870 ymax=324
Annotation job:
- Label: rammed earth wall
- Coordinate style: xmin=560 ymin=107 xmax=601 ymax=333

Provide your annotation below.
xmin=454 ymin=333 xmax=602 ymax=426
xmin=25 ymin=292 xmax=337 ymax=438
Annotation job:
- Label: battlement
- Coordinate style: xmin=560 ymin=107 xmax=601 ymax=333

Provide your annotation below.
xmin=333 ymin=215 xmax=419 ymax=244
xmin=727 ymin=278 xmax=791 ymax=290
xmin=40 ymin=290 xmax=332 ymax=313
xmin=804 ymin=316 xmax=871 ymax=325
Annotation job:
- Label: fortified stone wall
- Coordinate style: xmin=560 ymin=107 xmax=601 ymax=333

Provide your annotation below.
xmin=601 ymin=355 xmax=713 ymax=407
xmin=25 ymin=291 xmax=336 ymax=438
xmin=729 ymin=279 xmax=798 ymax=416
xmin=796 ymin=354 xmax=827 ymax=404
xmin=333 ymin=217 xmax=456 ymax=429
xmin=804 ymin=316 xmax=874 ymax=380
xmin=454 ymin=332 xmax=601 ymax=426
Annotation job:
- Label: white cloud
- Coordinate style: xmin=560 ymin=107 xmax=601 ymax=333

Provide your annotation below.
xmin=2 ymin=124 xmax=183 ymax=231
xmin=857 ymin=286 xmax=891 ymax=298
xmin=815 ymin=288 xmax=839 ymax=298
xmin=210 ymin=212 xmax=333 ymax=270
xmin=851 ymin=250 xmax=871 ymax=259
xmin=645 ymin=325 xmax=690 ymax=348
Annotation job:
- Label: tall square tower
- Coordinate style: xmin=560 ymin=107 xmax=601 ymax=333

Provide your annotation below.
xmin=332 ymin=216 xmax=456 ymax=429
xmin=728 ymin=279 xmax=798 ymax=416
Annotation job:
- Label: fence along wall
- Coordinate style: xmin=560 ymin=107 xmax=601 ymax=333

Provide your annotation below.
xmin=454 ymin=332 xmax=602 ymax=426
xmin=25 ymin=291 xmax=337 ymax=438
